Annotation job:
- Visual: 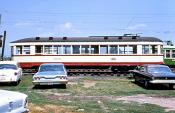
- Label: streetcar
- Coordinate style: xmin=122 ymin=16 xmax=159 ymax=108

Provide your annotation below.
xmin=163 ymin=45 xmax=175 ymax=68
xmin=10 ymin=35 xmax=164 ymax=75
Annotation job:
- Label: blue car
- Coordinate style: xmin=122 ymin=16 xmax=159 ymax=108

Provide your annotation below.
xmin=32 ymin=63 xmax=68 ymax=87
xmin=132 ymin=64 xmax=175 ymax=89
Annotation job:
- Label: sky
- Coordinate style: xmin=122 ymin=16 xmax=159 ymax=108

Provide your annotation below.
xmin=0 ymin=0 xmax=175 ymax=56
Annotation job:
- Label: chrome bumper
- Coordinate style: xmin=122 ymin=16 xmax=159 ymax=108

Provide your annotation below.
xmin=150 ymin=80 xmax=175 ymax=84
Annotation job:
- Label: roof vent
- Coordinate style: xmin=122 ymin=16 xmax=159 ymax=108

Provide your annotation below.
xmin=49 ymin=37 xmax=53 ymax=40
xmin=118 ymin=36 xmax=122 ymax=39
xmin=104 ymin=36 xmax=108 ymax=40
xmin=35 ymin=37 xmax=40 ymax=40
xmin=63 ymin=37 xmax=67 ymax=40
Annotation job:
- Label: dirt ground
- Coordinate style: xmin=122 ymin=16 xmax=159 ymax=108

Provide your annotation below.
xmin=116 ymin=94 xmax=175 ymax=112
xmin=28 ymin=103 xmax=79 ymax=113
xmin=82 ymin=80 xmax=97 ymax=88
xmin=29 ymin=94 xmax=175 ymax=113
xmin=31 ymin=78 xmax=175 ymax=112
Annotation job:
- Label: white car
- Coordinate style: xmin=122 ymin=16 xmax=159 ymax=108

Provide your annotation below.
xmin=0 ymin=61 xmax=22 ymax=85
xmin=33 ymin=63 xmax=68 ymax=87
xmin=0 ymin=90 xmax=28 ymax=113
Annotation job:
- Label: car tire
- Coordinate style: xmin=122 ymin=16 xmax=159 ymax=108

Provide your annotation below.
xmin=62 ymin=84 xmax=66 ymax=89
xmin=13 ymin=79 xmax=20 ymax=86
xmin=134 ymin=77 xmax=139 ymax=83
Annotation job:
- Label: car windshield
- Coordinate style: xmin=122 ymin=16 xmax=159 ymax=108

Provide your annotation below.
xmin=39 ymin=65 xmax=64 ymax=72
xmin=0 ymin=64 xmax=17 ymax=70
xmin=148 ymin=67 xmax=171 ymax=73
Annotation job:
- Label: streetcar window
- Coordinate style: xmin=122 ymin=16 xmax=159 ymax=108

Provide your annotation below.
xmin=11 ymin=46 xmax=14 ymax=56
xmin=127 ymin=45 xmax=137 ymax=54
xmin=172 ymin=50 xmax=175 ymax=58
xmin=72 ymin=45 xmax=80 ymax=54
xmin=16 ymin=46 xmax=22 ymax=55
xmin=44 ymin=45 xmax=52 ymax=54
xmin=160 ymin=45 xmax=163 ymax=54
xmin=81 ymin=45 xmax=90 ymax=54
xmin=119 ymin=45 xmax=127 ymax=54
xmin=163 ymin=50 xmax=166 ymax=57
xmin=53 ymin=45 xmax=62 ymax=54
xmin=23 ymin=46 xmax=30 ymax=54
xmin=100 ymin=45 xmax=108 ymax=54
xmin=91 ymin=45 xmax=99 ymax=54
xmin=63 ymin=45 xmax=71 ymax=54
xmin=109 ymin=45 xmax=118 ymax=54
xmin=150 ymin=45 xmax=158 ymax=54
xmin=35 ymin=45 xmax=43 ymax=54
xmin=142 ymin=45 xmax=149 ymax=54
xmin=166 ymin=50 xmax=170 ymax=58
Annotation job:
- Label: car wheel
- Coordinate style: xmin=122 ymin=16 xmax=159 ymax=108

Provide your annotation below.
xmin=144 ymin=81 xmax=150 ymax=89
xmin=62 ymin=84 xmax=66 ymax=89
xmin=134 ymin=77 xmax=139 ymax=83
xmin=14 ymin=80 xmax=20 ymax=86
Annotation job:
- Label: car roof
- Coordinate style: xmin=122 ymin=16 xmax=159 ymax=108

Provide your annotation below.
xmin=40 ymin=63 xmax=64 ymax=66
xmin=0 ymin=61 xmax=18 ymax=65
xmin=143 ymin=64 xmax=169 ymax=68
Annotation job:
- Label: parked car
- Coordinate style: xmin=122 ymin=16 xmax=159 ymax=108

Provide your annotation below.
xmin=0 ymin=61 xmax=22 ymax=85
xmin=32 ymin=63 xmax=68 ymax=87
xmin=132 ymin=64 xmax=175 ymax=89
xmin=0 ymin=90 xmax=28 ymax=113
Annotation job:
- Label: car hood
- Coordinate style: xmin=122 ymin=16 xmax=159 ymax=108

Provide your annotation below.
xmin=151 ymin=72 xmax=175 ymax=77
xmin=0 ymin=90 xmax=27 ymax=105
xmin=35 ymin=71 xmax=66 ymax=76
xmin=0 ymin=69 xmax=17 ymax=74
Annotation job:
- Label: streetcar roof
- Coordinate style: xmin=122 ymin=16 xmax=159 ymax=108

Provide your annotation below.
xmin=11 ymin=36 xmax=162 ymax=43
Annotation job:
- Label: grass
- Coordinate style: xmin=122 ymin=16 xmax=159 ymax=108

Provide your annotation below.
xmin=1 ymin=75 xmax=175 ymax=113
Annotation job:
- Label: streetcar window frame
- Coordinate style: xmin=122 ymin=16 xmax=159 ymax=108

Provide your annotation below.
xmin=23 ymin=46 xmax=30 ymax=54
xmin=91 ymin=45 xmax=99 ymax=54
xmin=53 ymin=45 xmax=62 ymax=54
xmin=35 ymin=45 xmax=43 ymax=54
xmin=63 ymin=45 xmax=71 ymax=54
xmin=100 ymin=45 xmax=108 ymax=54
xmin=11 ymin=46 xmax=14 ymax=56
xmin=166 ymin=50 xmax=170 ymax=58
xmin=142 ymin=45 xmax=149 ymax=54
xmin=44 ymin=45 xmax=52 ymax=54
xmin=127 ymin=45 xmax=137 ymax=54
xmin=81 ymin=45 xmax=90 ymax=54
xmin=172 ymin=50 xmax=175 ymax=58
xmin=160 ymin=45 xmax=163 ymax=54
xmin=119 ymin=45 xmax=127 ymax=54
xmin=150 ymin=45 xmax=158 ymax=54
xmin=72 ymin=45 xmax=80 ymax=54
xmin=109 ymin=45 xmax=118 ymax=54
xmin=16 ymin=46 xmax=22 ymax=55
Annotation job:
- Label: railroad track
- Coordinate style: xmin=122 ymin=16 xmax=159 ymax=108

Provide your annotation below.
xmin=23 ymin=68 xmax=132 ymax=77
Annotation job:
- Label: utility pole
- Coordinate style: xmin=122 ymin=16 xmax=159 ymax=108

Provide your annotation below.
xmin=0 ymin=15 xmax=7 ymax=61
xmin=1 ymin=31 xmax=6 ymax=61
xmin=0 ymin=14 xmax=2 ymax=60
xmin=0 ymin=14 xmax=1 ymax=26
